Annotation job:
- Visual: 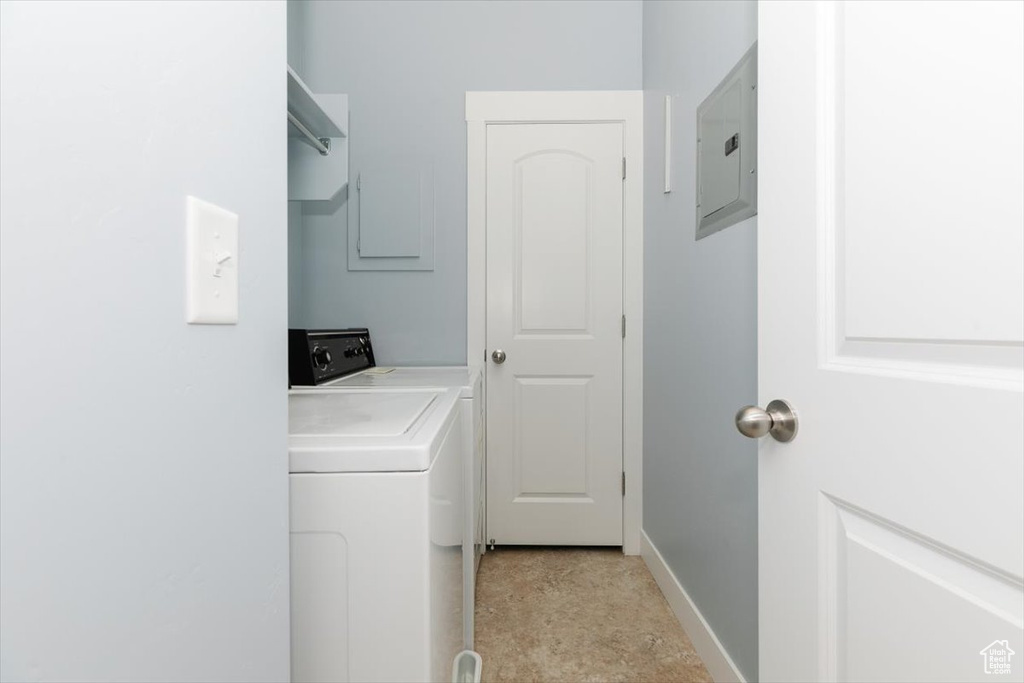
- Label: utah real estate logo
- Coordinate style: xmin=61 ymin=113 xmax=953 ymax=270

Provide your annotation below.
xmin=979 ymin=640 xmax=1015 ymax=675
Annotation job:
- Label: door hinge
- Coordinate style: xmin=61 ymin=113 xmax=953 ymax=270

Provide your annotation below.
xmin=621 ymin=314 xmax=626 ymax=339
xmin=622 ymin=472 xmax=626 ymax=496
xmin=622 ymin=157 xmax=627 ymax=180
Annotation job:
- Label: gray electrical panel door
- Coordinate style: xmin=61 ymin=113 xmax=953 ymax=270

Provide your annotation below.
xmin=696 ymin=43 xmax=757 ymax=240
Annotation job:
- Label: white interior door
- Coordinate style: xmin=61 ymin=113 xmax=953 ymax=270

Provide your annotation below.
xmin=758 ymin=2 xmax=1024 ymax=681
xmin=486 ymin=122 xmax=624 ymax=546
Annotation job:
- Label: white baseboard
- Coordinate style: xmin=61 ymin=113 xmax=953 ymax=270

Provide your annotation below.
xmin=641 ymin=530 xmax=746 ymax=683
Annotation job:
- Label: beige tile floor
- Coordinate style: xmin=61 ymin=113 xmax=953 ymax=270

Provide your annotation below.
xmin=473 ymin=547 xmax=712 ymax=683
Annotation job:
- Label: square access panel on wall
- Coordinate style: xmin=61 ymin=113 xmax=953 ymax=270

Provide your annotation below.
xmin=696 ymin=43 xmax=757 ymax=240
xmin=348 ymin=160 xmax=435 ymax=270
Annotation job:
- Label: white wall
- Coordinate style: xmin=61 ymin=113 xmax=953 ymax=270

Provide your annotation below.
xmin=291 ymin=0 xmax=643 ymax=364
xmin=642 ymin=1 xmax=759 ymax=680
xmin=0 ymin=2 xmax=290 ymax=681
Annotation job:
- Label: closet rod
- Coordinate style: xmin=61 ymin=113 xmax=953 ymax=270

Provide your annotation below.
xmin=288 ymin=111 xmax=331 ymax=156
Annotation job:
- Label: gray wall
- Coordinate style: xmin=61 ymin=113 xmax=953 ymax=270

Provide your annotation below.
xmin=289 ymin=202 xmax=306 ymax=326
xmin=0 ymin=2 xmax=290 ymax=680
xmin=291 ymin=0 xmax=642 ymax=364
xmin=287 ymin=0 xmax=306 ymax=74
xmin=642 ymin=1 xmax=759 ymax=680
xmin=288 ymin=1 xmax=307 ymax=327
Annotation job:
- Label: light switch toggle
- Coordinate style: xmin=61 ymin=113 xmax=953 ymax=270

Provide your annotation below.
xmin=186 ymin=196 xmax=239 ymax=324
xmin=213 ymin=249 xmax=233 ymax=277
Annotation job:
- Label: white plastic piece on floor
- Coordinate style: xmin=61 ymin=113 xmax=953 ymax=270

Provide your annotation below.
xmin=452 ymin=650 xmax=482 ymax=683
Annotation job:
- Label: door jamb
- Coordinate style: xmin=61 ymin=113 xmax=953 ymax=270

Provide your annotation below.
xmin=465 ymin=91 xmax=644 ymax=554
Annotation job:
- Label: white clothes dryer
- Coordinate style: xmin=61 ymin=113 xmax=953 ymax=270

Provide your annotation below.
xmin=321 ymin=366 xmax=484 ymax=648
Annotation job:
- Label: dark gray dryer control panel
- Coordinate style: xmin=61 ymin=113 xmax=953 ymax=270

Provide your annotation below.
xmin=288 ymin=328 xmax=375 ymax=386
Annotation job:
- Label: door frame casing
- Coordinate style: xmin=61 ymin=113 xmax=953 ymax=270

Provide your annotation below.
xmin=465 ymin=91 xmax=644 ymax=555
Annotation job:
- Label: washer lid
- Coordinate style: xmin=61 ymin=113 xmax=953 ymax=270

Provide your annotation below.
xmin=289 ymin=390 xmax=436 ymax=437
xmin=288 ymin=387 xmax=460 ymax=473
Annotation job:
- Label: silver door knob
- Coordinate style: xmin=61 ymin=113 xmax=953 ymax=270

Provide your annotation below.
xmin=491 ymin=349 xmax=506 ymax=364
xmin=735 ymin=399 xmax=798 ymax=442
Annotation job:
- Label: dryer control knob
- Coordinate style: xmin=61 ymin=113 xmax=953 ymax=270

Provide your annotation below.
xmin=311 ymin=347 xmax=332 ymax=369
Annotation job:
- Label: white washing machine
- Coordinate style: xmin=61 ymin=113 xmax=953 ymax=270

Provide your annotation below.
xmin=288 ymin=329 xmax=485 ymax=650
xmin=289 ymin=386 xmax=464 ymax=683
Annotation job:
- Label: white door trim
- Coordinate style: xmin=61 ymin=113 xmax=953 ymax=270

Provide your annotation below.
xmin=466 ymin=91 xmax=643 ymax=555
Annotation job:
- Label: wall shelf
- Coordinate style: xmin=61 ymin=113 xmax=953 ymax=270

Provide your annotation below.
xmin=287 ymin=66 xmax=348 ymax=201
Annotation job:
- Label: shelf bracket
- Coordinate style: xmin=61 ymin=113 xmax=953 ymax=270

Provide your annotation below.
xmin=288 ymin=111 xmax=331 ymax=156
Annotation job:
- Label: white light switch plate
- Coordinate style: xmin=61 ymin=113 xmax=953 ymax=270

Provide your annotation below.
xmin=186 ymin=196 xmax=238 ymax=324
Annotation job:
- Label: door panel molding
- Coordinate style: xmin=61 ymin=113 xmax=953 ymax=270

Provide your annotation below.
xmin=515 ymin=152 xmax=593 ymax=335
xmin=466 ymin=91 xmax=643 ymax=554
xmin=818 ymin=493 xmax=1024 ymax=682
xmin=815 ymin=2 xmax=1024 ymax=391
xmin=514 ymin=375 xmax=593 ymax=498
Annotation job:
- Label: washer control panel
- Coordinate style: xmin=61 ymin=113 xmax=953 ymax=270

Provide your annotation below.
xmin=288 ymin=328 xmax=375 ymax=386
